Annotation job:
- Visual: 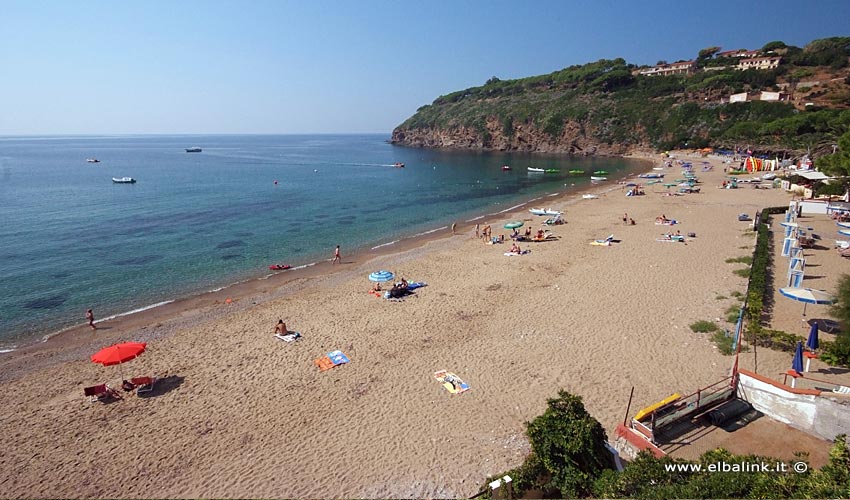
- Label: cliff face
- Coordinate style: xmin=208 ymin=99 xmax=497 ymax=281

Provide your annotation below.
xmin=391 ymin=117 xmax=638 ymax=156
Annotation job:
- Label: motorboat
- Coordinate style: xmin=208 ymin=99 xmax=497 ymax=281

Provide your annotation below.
xmin=582 ymin=194 xmax=598 ymax=199
xmin=393 ymin=162 xmax=405 ymax=168
xmin=529 ymin=208 xmax=547 ymax=216
xmin=590 ymin=176 xmax=607 ymax=181
xmin=112 ymin=177 xmax=136 ymax=184
xmin=269 ymin=264 xmax=291 ymax=270
xmin=527 ymin=167 xmax=545 ymax=172
xmin=86 ymin=158 xmax=100 ymax=163
xmin=502 ymin=165 xmax=512 ymax=171
xmin=544 ymin=209 xmax=562 ymax=215
xmin=185 ymin=147 xmax=202 ymax=153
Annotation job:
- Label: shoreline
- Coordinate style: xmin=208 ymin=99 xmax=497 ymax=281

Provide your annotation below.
xmin=0 ymin=156 xmax=651 ymax=375
xmin=2 ymin=149 xmax=817 ymax=499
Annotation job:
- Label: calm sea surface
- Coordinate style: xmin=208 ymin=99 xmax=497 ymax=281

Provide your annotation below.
xmin=0 ymin=134 xmax=645 ymax=349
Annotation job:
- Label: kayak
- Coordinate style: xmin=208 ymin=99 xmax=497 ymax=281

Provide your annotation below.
xmin=544 ymin=169 xmax=560 ymax=173
xmin=269 ymin=264 xmax=291 ymax=271
xmin=593 ymin=170 xmax=609 ymax=175
xmin=568 ymin=170 xmax=585 ymax=174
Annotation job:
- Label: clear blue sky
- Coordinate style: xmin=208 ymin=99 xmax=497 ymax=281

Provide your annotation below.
xmin=1 ymin=0 xmax=848 ymax=135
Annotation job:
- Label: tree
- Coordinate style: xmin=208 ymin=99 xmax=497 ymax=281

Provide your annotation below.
xmin=485 ymin=76 xmax=501 ymax=85
xmin=818 ymin=130 xmax=850 ymax=178
xmin=762 ymin=40 xmax=788 ymax=52
xmin=526 ymin=391 xmax=614 ymax=497
xmin=698 ymin=46 xmax=721 ymax=60
xmin=656 ymin=60 xmax=668 ymax=66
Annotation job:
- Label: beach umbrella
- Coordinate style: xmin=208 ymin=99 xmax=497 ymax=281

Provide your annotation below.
xmin=368 ymin=270 xmax=394 ymax=282
xmin=839 ymin=229 xmax=850 ymax=238
xmin=792 ymin=341 xmax=804 ymax=375
xmin=91 ymin=342 xmax=146 ymax=366
xmin=806 ymin=321 xmax=819 ymax=351
xmin=778 ymin=287 xmax=834 ymax=317
xmin=504 ymin=221 xmax=523 ymax=229
xmin=837 ymin=222 xmax=850 ymax=229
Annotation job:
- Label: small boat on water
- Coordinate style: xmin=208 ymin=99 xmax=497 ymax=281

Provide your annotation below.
xmin=185 ymin=147 xmax=202 ymax=153
xmin=269 ymin=264 xmax=291 ymax=271
xmin=544 ymin=169 xmax=560 ymax=173
xmin=590 ymin=176 xmax=607 ymax=181
xmin=112 ymin=177 xmax=136 ymax=184
xmin=502 ymin=165 xmax=512 ymax=171
xmin=529 ymin=208 xmax=562 ymax=216
xmin=568 ymin=170 xmax=585 ymax=174
xmin=86 ymin=158 xmax=100 ymax=163
xmin=393 ymin=162 xmax=405 ymax=168
xmin=527 ymin=167 xmax=545 ymax=172
xmin=593 ymin=170 xmax=609 ymax=175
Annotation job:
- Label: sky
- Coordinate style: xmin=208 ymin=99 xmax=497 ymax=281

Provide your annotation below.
xmin=1 ymin=0 xmax=848 ymax=135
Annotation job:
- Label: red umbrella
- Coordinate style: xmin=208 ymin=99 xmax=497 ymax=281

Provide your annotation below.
xmin=91 ymin=342 xmax=146 ymax=366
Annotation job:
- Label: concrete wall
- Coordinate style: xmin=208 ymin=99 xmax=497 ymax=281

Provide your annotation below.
xmin=737 ymin=371 xmax=850 ymax=442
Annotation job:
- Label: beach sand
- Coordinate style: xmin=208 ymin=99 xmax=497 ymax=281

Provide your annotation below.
xmin=0 ymin=152 xmax=829 ymax=498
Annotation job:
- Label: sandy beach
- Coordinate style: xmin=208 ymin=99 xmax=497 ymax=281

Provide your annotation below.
xmin=0 ymin=151 xmax=825 ymax=498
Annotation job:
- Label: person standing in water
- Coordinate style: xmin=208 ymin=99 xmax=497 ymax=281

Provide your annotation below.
xmin=86 ymin=309 xmax=96 ymax=330
xmin=332 ymin=245 xmax=341 ymax=265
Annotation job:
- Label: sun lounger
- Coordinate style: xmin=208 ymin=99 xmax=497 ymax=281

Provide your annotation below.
xmin=833 ymin=385 xmax=850 ymax=395
xmin=84 ymin=384 xmax=121 ymax=403
xmin=434 ymin=370 xmax=470 ymax=394
xmin=130 ymin=376 xmax=157 ymax=394
xmin=834 ymin=240 xmax=849 ymax=249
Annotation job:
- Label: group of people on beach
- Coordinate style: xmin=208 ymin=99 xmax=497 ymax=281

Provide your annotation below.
xmin=622 ymin=213 xmax=636 ymax=225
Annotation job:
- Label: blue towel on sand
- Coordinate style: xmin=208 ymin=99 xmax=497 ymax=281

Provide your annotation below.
xmin=328 ymin=350 xmax=350 ymax=365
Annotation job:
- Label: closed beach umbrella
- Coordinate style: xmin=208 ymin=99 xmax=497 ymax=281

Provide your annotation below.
xmin=504 ymin=221 xmax=523 ymax=229
xmin=778 ymin=287 xmax=834 ymax=317
xmin=792 ymin=341 xmax=804 ymax=374
xmin=368 ymin=270 xmax=394 ymax=282
xmin=91 ymin=342 xmax=146 ymax=366
xmin=780 ymin=222 xmax=798 ymax=229
xmin=806 ymin=321 xmax=819 ymax=351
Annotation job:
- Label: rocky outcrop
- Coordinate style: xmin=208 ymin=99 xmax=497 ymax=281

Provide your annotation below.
xmin=391 ymin=116 xmax=642 ymax=156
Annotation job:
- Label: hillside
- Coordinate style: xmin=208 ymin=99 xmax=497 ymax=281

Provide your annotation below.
xmin=391 ymin=38 xmax=850 ymax=157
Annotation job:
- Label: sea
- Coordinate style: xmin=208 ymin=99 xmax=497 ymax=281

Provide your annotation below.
xmin=0 ymin=134 xmax=646 ymax=350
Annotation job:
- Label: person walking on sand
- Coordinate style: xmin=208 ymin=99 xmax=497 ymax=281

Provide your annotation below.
xmin=332 ymin=245 xmax=341 ymax=265
xmin=475 ymin=223 xmax=480 ymax=239
xmin=86 ymin=308 xmax=96 ymax=330
xmin=451 ymin=222 xmax=457 ymax=234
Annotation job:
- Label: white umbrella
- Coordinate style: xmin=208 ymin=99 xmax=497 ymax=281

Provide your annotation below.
xmin=839 ymin=229 xmax=850 ymax=238
xmin=779 ymin=287 xmax=834 ymax=317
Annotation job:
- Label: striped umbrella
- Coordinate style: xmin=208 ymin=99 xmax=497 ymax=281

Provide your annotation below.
xmin=504 ymin=221 xmax=523 ymax=229
xmin=837 ymin=222 xmax=850 ymax=229
xmin=839 ymin=229 xmax=850 ymax=237
xmin=779 ymin=287 xmax=834 ymax=317
xmin=368 ymin=270 xmax=394 ymax=282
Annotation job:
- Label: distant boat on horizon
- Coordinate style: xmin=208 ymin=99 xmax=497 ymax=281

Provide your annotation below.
xmin=86 ymin=158 xmax=100 ymax=163
xmin=112 ymin=177 xmax=136 ymax=184
xmin=393 ymin=162 xmax=405 ymax=168
xmin=185 ymin=147 xmax=202 ymax=153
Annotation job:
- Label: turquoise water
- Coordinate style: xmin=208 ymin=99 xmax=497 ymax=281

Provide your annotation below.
xmin=0 ymin=134 xmax=644 ymax=348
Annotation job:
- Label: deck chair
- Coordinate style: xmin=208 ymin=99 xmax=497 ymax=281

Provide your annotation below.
xmin=833 ymin=385 xmax=850 ymax=395
xmin=130 ymin=376 xmax=157 ymax=394
xmin=84 ymin=384 xmax=121 ymax=403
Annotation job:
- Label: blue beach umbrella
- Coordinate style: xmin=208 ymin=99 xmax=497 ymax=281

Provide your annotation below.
xmin=806 ymin=321 xmax=819 ymax=351
xmin=839 ymin=229 xmax=850 ymax=237
xmin=368 ymin=270 xmax=394 ymax=282
xmin=837 ymin=222 xmax=850 ymax=229
xmin=792 ymin=341 xmax=804 ymax=374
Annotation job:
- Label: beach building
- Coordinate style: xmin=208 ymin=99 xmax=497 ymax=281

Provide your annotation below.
xmin=638 ymin=60 xmax=696 ymax=77
xmin=729 ymin=92 xmax=749 ymax=103
xmin=737 ymin=56 xmax=782 ymax=70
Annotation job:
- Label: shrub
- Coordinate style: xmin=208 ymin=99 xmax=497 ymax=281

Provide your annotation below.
xmin=711 ymin=330 xmax=737 ymax=355
xmin=726 ymin=256 xmax=753 ymax=265
xmin=691 ymin=320 xmax=719 ymax=333
xmin=733 ymin=268 xmax=751 ymax=278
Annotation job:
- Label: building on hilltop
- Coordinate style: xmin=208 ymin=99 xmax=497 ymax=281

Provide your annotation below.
xmin=760 ymin=90 xmax=790 ymax=102
xmin=737 ymin=56 xmax=782 ymax=70
xmin=638 ymin=60 xmax=696 ymax=77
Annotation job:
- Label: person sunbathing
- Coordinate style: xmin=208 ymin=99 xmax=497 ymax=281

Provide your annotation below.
xmin=510 ymin=243 xmax=521 ymax=254
xmin=275 ymin=319 xmax=288 ymax=334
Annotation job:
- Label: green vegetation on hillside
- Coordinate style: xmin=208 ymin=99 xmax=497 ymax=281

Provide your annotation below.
xmin=397 ymin=37 xmax=850 ymax=154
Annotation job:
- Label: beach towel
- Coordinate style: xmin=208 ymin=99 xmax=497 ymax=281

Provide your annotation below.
xmin=655 ymin=220 xmax=679 ymax=225
xmin=434 ymin=370 xmax=470 ymax=394
xmin=656 ymin=236 xmax=685 ymax=243
xmin=504 ymin=250 xmax=530 ymax=256
xmin=407 ymin=281 xmax=427 ymax=290
xmin=274 ymin=331 xmax=302 ymax=342
xmin=314 ymin=350 xmax=350 ymax=371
